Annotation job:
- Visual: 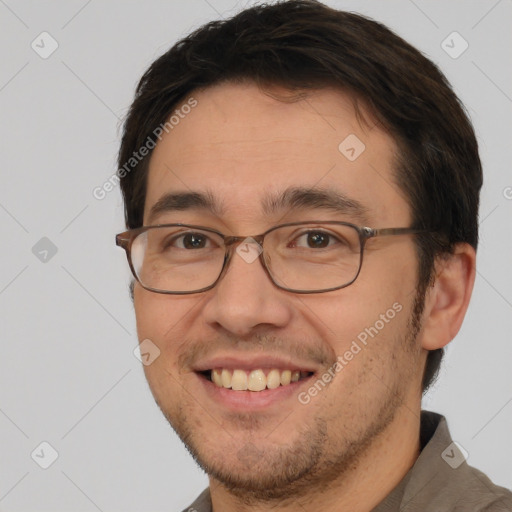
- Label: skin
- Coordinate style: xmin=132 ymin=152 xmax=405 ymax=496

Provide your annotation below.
xmin=133 ymin=82 xmax=476 ymax=511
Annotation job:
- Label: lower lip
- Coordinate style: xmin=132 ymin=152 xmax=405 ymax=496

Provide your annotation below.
xmin=196 ymin=373 xmax=314 ymax=411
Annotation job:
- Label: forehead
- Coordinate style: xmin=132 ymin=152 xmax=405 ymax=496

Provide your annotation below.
xmin=143 ymin=82 xmax=411 ymax=228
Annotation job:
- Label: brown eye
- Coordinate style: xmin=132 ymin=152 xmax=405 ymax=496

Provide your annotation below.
xmin=181 ymin=233 xmax=208 ymax=249
xmin=162 ymin=232 xmax=212 ymax=250
xmin=306 ymin=232 xmax=330 ymax=248
xmin=291 ymin=230 xmax=338 ymax=249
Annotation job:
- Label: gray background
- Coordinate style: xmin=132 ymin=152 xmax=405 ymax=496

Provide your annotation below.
xmin=0 ymin=0 xmax=511 ymax=510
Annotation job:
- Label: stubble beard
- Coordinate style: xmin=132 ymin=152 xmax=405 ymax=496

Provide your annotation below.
xmin=153 ymin=290 xmax=425 ymax=505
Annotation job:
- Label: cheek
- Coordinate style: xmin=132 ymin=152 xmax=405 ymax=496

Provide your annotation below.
xmin=133 ymin=290 xmax=194 ymax=412
xmin=320 ymin=303 xmax=415 ymax=421
xmin=364 ymin=240 xmax=419 ymax=294
xmin=134 ymin=286 xmax=194 ymax=337
xmin=133 ymin=287 xmax=201 ymax=375
xmin=134 ymin=290 xmax=164 ymax=346
xmin=295 ymin=249 xmax=419 ymax=394
xmin=300 ymin=278 xmax=411 ymax=354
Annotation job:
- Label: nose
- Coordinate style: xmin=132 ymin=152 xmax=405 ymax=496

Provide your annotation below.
xmin=201 ymin=243 xmax=293 ymax=337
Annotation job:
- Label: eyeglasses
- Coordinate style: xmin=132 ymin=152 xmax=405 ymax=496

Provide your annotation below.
xmin=116 ymin=221 xmax=427 ymax=295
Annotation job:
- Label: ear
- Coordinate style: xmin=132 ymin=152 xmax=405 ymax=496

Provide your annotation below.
xmin=420 ymin=243 xmax=476 ymax=350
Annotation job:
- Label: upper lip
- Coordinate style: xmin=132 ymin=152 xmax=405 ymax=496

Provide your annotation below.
xmin=192 ymin=354 xmax=319 ymax=373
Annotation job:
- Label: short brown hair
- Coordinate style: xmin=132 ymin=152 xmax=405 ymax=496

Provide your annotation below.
xmin=118 ymin=0 xmax=482 ymax=392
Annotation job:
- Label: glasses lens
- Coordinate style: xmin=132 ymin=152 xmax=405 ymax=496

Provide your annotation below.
xmin=264 ymin=223 xmax=362 ymax=292
xmin=131 ymin=226 xmax=225 ymax=293
xmin=127 ymin=223 xmax=362 ymax=293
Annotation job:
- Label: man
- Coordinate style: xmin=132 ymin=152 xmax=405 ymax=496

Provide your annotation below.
xmin=115 ymin=1 xmax=512 ymax=510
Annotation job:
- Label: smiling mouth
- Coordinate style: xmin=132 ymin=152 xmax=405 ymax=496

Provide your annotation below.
xmin=198 ymin=368 xmax=314 ymax=392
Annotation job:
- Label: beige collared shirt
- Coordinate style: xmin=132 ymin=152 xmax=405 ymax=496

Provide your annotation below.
xmin=181 ymin=411 xmax=512 ymax=511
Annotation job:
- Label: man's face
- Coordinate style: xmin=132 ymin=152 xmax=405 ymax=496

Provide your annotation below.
xmin=134 ymin=83 xmax=426 ymax=497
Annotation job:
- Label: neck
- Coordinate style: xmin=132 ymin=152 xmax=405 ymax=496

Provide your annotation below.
xmin=210 ymin=405 xmax=421 ymax=512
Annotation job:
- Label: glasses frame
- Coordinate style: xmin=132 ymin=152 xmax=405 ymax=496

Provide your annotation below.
xmin=116 ymin=221 xmax=428 ymax=295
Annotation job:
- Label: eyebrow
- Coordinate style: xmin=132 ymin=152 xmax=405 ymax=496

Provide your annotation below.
xmin=146 ymin=186 xmax=370 ymax=225
xmin=147 ymin=190 xmax=224 ymax=224
xmin=261 ymin=187 xmax=370 ymax=222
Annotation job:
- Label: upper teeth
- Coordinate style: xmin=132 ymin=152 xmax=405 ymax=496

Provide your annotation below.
xmin=211 ymin=368 xmax=307 ymax=391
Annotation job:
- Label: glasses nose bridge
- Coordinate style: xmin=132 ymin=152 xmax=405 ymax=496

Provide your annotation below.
xmin=223 ymin=234 xmax=266 ymax=249
xmin=219 ymin=233 xmax=270 ymax=290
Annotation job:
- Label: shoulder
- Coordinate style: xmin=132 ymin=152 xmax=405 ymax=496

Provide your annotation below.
xmin=452 ymin=465 xmax=512 ymax=512
xmin=180 ymin=488 xmax=211 ymax=512
xmin=399 ymin=411 xmax=512 ymax=512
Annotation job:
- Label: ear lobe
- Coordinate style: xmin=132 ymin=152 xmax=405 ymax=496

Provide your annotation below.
xmin=420 ymin=243 xmax=476 ymax=351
